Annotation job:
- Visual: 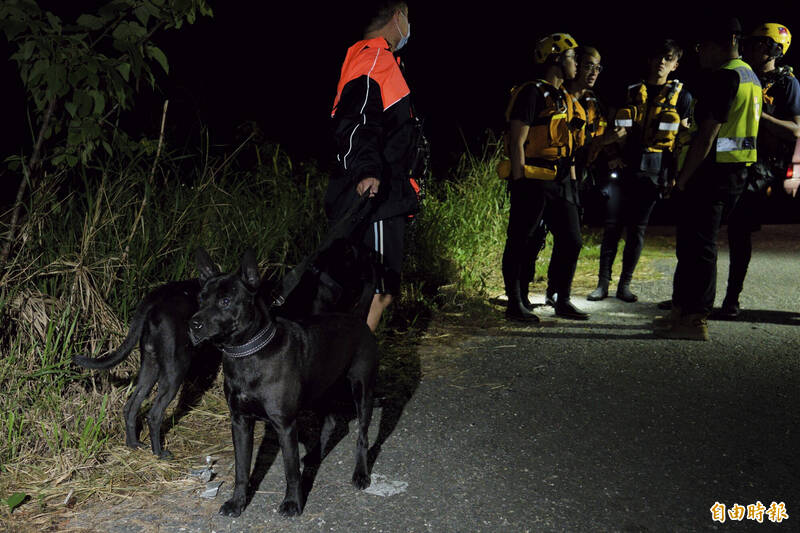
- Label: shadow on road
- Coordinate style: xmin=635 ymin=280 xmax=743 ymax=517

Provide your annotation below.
xmin=710 ymin=309 xmax=800 ymax=326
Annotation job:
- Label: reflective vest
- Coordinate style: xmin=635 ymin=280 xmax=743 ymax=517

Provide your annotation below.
xmin=615 ymin=80 xmax=684 ymax=152
xmin=716 ymin=58 xmax=762 ymax=163
xmin=497 ymin=80 xmax=586 ymax=180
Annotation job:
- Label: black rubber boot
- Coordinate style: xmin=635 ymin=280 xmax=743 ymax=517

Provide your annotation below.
xmin=545 ymin=286 xmax=557 ymax=307
xmin=520 ymin=283 xmax=535 ymax=312
xmin=554 ymin=297 xmax=590 ymax=320
xmin=718 ymin=293 xmax=740 ymax=319
xmin=616 ymin=276 xmax=638 ymax=303
xmin=506 ymin=280 xmax=540 ymax=322
xmin=587 ymin=278 xmax=609 ymax=301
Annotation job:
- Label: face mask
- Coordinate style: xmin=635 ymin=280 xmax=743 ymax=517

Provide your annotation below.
xmin=395 ymin=14 xmax=410 ymax=51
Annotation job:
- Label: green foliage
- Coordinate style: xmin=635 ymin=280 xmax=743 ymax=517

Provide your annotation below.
xmin=0 ymin=0 xmax=213 ymax=168
xmin=3 ymin=492 xmax=28 ymax=514
xmin=406 ymin=136 xmax=510 ymax=296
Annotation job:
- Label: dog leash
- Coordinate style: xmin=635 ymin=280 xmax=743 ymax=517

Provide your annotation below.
xmin=271 ymin=192 xmax=374 ymax=308
xmin=221 ymin=324 xmax=277 ymax=358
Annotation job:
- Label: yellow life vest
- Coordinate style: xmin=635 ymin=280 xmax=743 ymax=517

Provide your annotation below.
xmin=578 ymin=90 xmax=608 ymax=164
xmin=497 ymin=80 xmax=586 ymax=180
xmin=615 ymin=80 xmax=684 ymax=153
xmin=580 ymin=90 xmax=607 ymax=140
xmin=761 ymin=65 xmax=794 ymax=109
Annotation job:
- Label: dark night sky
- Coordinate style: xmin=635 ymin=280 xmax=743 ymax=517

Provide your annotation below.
xmin=2 ymin=1 xmax=799 ymax=180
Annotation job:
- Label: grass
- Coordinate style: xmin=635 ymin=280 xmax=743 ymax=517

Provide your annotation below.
xmin=0 ymin=132 xmax=672 ymax=529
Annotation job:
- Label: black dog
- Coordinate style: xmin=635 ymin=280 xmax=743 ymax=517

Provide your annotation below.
xmin=189 ymin=248 xmax=378 ymax=517
xmin=74 ymin=279 xmax=220 ymax=459
xmin=269 ymin=237 xmax=377 ymax=321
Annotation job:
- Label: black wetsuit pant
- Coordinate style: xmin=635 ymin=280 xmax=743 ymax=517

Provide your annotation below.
xmin=671 ymin=164 xmax=746 ymax=316
xmin=596 ymin=175 xmax=660 ymax=283
xmin=724 ymin=188 xmax=763 ymax=303
xmin=502 ymin=178 xmax=582 ymax=301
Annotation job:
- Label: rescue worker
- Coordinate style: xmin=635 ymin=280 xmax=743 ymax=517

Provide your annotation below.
xmin=718 ymin=23 xmax=800 ymax=318
xmin=588 ymin=39 xmax=692 ymax=303
xmin=500 ymin=33 xmax=589 ymax=321
xmin=530 ymin=45 xmax=617 ymax=308
xmin=326 ymin=1 xmax=420 ymax=331
xmin=656 ymin=17 xmax=762 ymax=341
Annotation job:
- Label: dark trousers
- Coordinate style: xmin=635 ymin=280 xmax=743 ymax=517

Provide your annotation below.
xmin=671 ymin=166 xmax=746 ymax=315
xmin=502 ymin=179 xmax=582 ymax=300
xmin=725 ymin=189 xmax=763 ymax=301
xmin=597 ymin=176 xmax=660 ymax=282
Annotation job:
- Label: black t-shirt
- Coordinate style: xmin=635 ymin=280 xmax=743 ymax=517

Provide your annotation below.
xmin=693 ymin=68 xmax=739 ymax=125
xmin=509 ymin=83 xmax=544 ymax=125
xmin=758 ymin=68 xmax=800 ymax=159
xmin=762 ymin=68 xmax=800 ymax=119
xmin=693 ymin=68 xmax=740 ymax=165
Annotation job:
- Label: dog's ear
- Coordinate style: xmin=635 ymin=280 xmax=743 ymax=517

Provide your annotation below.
xmin=195 ymin=248 xmax=220 ymax=283
xmin=240 ymin=249 xmax=260 ymax=292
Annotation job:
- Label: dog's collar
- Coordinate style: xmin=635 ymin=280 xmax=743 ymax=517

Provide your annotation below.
xmin=221 ymin=324 xmax=277 ymax=358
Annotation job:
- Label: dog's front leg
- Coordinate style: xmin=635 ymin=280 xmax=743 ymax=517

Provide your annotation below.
xmin=219 ymin=414 xmax=255 ymax=517
xmin=274 ymin=419 xmax=303 ymax=517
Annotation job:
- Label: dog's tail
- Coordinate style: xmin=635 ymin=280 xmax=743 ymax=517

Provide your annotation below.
xmin=73 ymin=299 xmax=151 ymax=370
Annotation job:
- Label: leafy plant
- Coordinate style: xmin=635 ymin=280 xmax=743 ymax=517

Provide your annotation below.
xmin=0 ymin=0 xmax=213 ymax=264
xmin=3 ymin=492 xmax=28 ymax=514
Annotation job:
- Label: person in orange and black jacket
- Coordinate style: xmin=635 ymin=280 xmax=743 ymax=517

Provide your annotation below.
xmin=326 ymin=1 xmax=421 ymax=332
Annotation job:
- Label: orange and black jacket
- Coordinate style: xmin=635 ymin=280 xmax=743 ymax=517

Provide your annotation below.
xmin=326 ymin=37 xmax=419 ymax=222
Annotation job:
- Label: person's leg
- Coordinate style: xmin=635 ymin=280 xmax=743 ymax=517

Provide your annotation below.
xmin=546 ymin=190 xmax=588 ymax=320
xmin=660 ymin=185 xmax=730 ymax=340
xmin=502 ymin=180 xmax=544 ymax=321
xmin=589 ymin=179 xmax=623 ymax=301
xmin=522 ymin=219 xmax=549 ymax=309
xmin=364 ymin=216 xmax=405 ymax=332
xmin=723 ymin=191 xmax=758 ymax=317
xmin=618 ymin=180 xmax=659 ymax=302
xmin=366 ymin=294 xmax=392 ymax=332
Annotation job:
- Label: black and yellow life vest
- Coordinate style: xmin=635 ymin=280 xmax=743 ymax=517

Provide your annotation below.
xmin=615 ymin=80 xmax=684 ymax=153
xmin=578 ymin=90 xmax=608 ymax=164
xmin=580 ymin=90 xmax=607 ymax=140
xmin=497 ymin=80 xmax=586 ymax=180
xmin=761 ymin=65 xmax=795 ymax=109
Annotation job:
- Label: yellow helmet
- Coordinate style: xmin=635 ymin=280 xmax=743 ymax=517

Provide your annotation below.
xmin=751 ymin=23 xmax=791 ymax=57
xmin=534 ymin=33 xmax=578 ymax=64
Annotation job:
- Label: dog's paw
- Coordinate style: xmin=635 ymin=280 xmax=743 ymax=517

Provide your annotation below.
xmin=157 ymin=449 xmax=173 ymax=460
xmin=278 ymin=499 xmax=302 ymax=517
xmin=126 ymin=440 xmax=147 ymax=450
xmin=351 ymin=471 xmax=371 ymax=490
xmin=219 ymin=499 xmax=244 ymax=517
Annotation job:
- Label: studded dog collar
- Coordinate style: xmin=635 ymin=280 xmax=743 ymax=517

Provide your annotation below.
xmin=222 ymin=324 xmax=277 ymax=358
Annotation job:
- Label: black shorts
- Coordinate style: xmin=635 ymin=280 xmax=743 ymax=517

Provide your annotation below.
xmin=363 ymin=216 xmax=405 ymax=295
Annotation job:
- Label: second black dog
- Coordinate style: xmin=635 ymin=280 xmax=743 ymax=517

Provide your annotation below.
xmin=74 ymin=279 xmax=220 ymax=459
xmin=189 ymin=248 xmax=378 ymax=518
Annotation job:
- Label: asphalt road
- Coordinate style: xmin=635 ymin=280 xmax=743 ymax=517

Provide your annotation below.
xmin=64 ymin=225 xmax=799 ymax=532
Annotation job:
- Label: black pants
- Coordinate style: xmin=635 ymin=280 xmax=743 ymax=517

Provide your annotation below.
xmin=502 ymin=179 xmax=582 ymax=300
xmin=671 ymin=165 xmax=746 ymax=315
xmin=725 ymin=189 xmax=763 ymax=301
xmin=597 ymin=176 xmax=660 ymax=282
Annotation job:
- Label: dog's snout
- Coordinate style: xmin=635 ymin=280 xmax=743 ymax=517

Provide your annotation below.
xmin=190 ymin=318 xmax=204 ymax=330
